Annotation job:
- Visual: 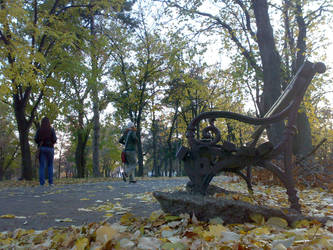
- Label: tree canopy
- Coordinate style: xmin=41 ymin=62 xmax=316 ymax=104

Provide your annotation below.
xmin=0 ymin=0 xmax=332 ymax=180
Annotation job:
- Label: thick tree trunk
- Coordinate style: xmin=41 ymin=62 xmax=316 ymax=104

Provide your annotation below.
xmin=292 ymin=1 xmax=313 ymax=156
xmin=75 ymin=110 xmax=90 ymax=178
xmin=75 ymin=129 xmax=88 ymax=178
xmin=293 ymin=111 xmax=313 ymax=156
xmin=252 ymin=0 xmax=285 ymax=145
xmin=90 ymin=10 xmax=101 ymax=178
xmin=75 ymin=131 xmax=84 ymax=178
xmin=13 ymin=95 xmax=33 ymax=180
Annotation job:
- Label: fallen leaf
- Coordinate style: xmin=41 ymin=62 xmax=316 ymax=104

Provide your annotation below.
xmin=104 ymin=213 xmax=114 ymax=218
xmin=221 ymin=231 xmax=240 ymax=242
xmin=74 ymin=237 xmax=89 ymax=250
xmin=78 ymin=208 xmax=93 ymax=212
xmin=291 ymin=219 xmax=310 ymax=228
xmin=0 ymin=214 xmax=16 ymax=219
xmin=137 ymin=237 xmax=161 ymax=249
xmin=95 ymin=225 xmax=118 ymax=243
xmin=161 ymin=242 xmax=186 ymax=250
xmin=267 ymin=217 xmax=288 ymax=229
xmin=272 ymin=237 xmax=295 ymax=249
xmin=247 ymin=226 xmax=271 ymax=235
xmin=119 ymin=238 xmax=135 ymax=248
xmin=55 ymin=218 xmax=73 ymax=222
xmin=249 ymin=213 xmax=265 ymax=225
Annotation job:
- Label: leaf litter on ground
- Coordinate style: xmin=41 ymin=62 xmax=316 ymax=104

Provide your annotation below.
xmin=1 ymin=176 xmax=332 ymax=249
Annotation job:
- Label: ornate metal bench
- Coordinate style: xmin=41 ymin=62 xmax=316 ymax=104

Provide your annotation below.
xmin=176 ymin=61 xmax=326 ymax=212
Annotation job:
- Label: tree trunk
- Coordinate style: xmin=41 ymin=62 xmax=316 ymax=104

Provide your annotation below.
xmin=13 ymin=95 xmax=33 ymax=180
xmin=152 ymin=115 xmax=158 ymax=177
xmin=58 ymin=143 xmax=62 ymax=179
xmin=292 ymin=1 xmax=313 ymax=156
xmin=167 ymin=103 xmax=179 ymax=177
xmin=293 ymin=111 xmax=313 ymax=156
xmin=90 ymin=10 xmax=101 ymax=178
xmin=92 ymin=88 xmax=100 ymax=177
xmin=137 ymin=128 xmax=144 ymax=176
xmin=252 ymin=0 xmax=285 ymax=145
xmin=0 ymin=159 xmax=4 ymax=181
xmin=168 ymin=142 xmax=173 ymax=177
xmin=75 ymin=130 xmax=86 ymax=178
xmin=75 ymin=110 xmax=90 ymax=178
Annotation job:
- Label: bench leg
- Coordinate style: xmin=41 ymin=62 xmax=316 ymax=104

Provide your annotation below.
xmin=259 ymin=161 xmax=301 ymax=212
xmin=235 ymin=170 xmax=253 ymax=193
xmin=283 ymin=108 xmax=301 ymax=212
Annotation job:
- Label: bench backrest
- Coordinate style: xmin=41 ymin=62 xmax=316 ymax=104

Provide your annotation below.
xmin=251 ymin=61 xmax=325 ymax=140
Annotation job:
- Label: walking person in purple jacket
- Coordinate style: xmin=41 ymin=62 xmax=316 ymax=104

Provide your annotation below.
xmin=34 ymin=117 xmax=57 ymax=187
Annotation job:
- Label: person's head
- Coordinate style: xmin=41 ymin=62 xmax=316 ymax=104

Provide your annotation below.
xmin=41 ymin=117 xmax=51 ymax=130
xmin=126 ymin=121 xmax=135 ymax=130
xmin=39 ymin=117 xmax=52 ymax=139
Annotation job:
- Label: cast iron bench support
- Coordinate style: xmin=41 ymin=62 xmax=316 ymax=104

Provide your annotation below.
xmin=177 ymin=61 xmax=326 ymax=212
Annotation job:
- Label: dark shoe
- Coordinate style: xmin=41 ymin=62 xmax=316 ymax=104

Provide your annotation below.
xmin=129 ymin=180 xmax=137 ymax=183
xmin=122 ymin=173 xmax=127 ymax=182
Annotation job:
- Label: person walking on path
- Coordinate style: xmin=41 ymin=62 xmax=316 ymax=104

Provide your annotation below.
xmin=34 ymin=117 xmax=57 ymax=186
xmin=119 ymin=122 xmax=138 ymax=183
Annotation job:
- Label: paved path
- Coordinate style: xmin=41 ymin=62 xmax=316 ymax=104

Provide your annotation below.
xmin=0 ymin=178 xmax=188 ymax=232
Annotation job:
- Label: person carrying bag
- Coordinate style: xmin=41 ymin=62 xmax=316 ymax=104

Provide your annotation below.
xmin=119 ymin=122 xmax=138 ymax=183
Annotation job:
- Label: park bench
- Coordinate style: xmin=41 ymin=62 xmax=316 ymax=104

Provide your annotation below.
xmin=176 ymin=61 xmax=326 ymax=212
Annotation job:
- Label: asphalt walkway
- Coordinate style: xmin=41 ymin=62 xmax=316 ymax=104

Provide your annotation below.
xmin=0 ymin=178 xmax=188 ymax=231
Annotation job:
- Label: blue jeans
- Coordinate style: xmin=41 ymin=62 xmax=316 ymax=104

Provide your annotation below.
xmin=39 ymin=146 xmax=54 ymax=185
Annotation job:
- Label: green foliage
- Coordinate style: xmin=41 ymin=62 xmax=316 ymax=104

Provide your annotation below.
xmin=0 ymin=103 xmax=20 ymax=180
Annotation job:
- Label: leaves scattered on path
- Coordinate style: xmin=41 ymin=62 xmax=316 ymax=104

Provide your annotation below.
xmin=1 ymin=211 xmax=332 ymax=249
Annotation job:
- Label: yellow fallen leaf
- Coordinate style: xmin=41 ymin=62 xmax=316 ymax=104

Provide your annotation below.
xmin=249 ymin=213 xmax=265 ymax=225
xmin=96 ymin=225 xmax=118 ymax=243
xmin=33 ymin=234 xmax=45 ymax=244
xmin=292 ymin=219 xmax=310 ymax=228
xmin=202 ymin=224 xmax=228 ymax=239
xmin=0 ymin=214 xmax=16 ymax=219
xmin=107 ymin=185 xmax=113 ymax=189
xmin=52 ymin=232 xmax=67 ymax=244
xmin=80 ymin=198 xmax=90 ymax=201
xmin=37 ymin=212 xmax=47 ymax=215
xmin=104 ymin=213 xmax=113 ymax=218
xmin=247 ymin=226 xmax=271 ymax=235
xmin=267 ymin=217 xmax=288 ymax=228
xmin=165 ymin=215 xmax=180 ymax=221
xmin=315 ymin=237 xmax=333 ymax=248
xmin=241 ymin=196 xmax=253 ymax=203
xmin=120 ymin=213 xmax=135 ymax=225
xmin=149 ymin=211 xmax=161 ymax=222
xmin=0 ymin=238 xmax=13 ymax=245
xmin=74 ymin=237 xmax=89 ymax=250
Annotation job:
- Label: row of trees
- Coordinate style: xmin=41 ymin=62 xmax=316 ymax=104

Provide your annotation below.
xmin=0 ymin=0 xmax=332 ymax=181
